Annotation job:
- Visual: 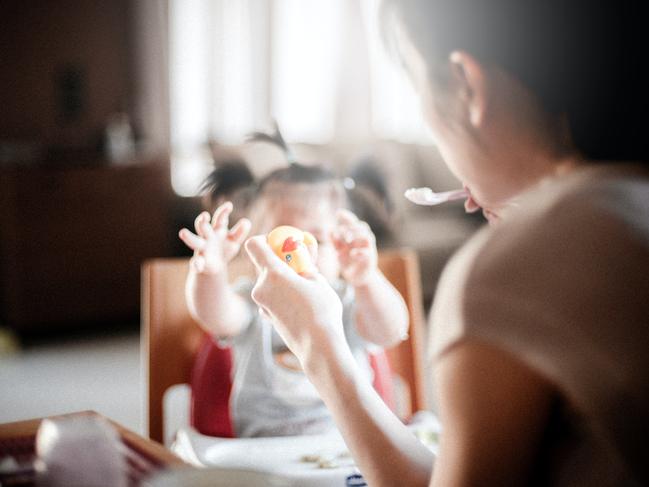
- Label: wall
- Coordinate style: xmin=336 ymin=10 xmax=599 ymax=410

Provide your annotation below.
xmin=0 ymin=0 xmax=133 ymax=153
xmin=0 ymin=2 xmax=183 ymax=336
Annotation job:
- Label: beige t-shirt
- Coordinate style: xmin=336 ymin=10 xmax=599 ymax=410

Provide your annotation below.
xmin=431 ymin=163 xmax=649 ymax=486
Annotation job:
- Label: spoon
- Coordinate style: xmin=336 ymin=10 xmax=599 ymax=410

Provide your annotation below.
xmin=404 ymin=187 xmax=468 ymax=206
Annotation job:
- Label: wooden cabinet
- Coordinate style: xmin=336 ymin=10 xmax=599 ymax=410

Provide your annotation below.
xmin=0 ymin=163 xmax=176 ymax=334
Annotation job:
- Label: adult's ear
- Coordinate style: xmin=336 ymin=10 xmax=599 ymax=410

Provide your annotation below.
xmin=449 ymin=50 xmax=489 ymax=129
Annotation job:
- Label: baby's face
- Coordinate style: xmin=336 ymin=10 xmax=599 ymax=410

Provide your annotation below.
xmin=255 ymin=193 xmax=341 ymax=281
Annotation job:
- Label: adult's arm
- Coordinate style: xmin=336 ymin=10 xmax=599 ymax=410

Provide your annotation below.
xmin=245 ymin=236 xmax=433 ymax=487
xmin=306 ymin=339 xmax=433 ymax=487
xmin=431 ymin=340 xmax=556 ymax=486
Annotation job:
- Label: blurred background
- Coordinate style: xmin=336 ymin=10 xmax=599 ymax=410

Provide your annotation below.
xmin=0 ymin=0 xmax=483 ymax=433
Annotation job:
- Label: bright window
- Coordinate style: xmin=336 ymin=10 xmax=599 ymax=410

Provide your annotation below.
xmin=169 ymin=0 xmax=433 ymax=196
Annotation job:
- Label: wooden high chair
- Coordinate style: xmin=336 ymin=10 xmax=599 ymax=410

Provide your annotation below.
xmin=142 ymin=250 xmax=427 ymax=444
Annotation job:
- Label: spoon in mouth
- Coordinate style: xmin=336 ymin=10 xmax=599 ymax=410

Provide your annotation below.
xmin=404 ymin=187 xmax=468 ymax=206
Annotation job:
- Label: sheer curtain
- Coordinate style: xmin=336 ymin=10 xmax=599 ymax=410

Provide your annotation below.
xmin=169 ymin=0 xmax=270 ymax=195
xmin=362 ymin=0 xmax=433 ymax=143
xmin=271 ymin=0 xmax=343 ymax=143
xmin=169 ymin=0 xmax=432 ymax=196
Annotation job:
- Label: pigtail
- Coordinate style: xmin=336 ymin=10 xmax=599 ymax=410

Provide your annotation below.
xmin=245 ymin=122 xmax=346 ymax=209
xmin=246 ymin=121 xmax=297 ymax=165
xmin=200 ymin=156 xmax=255 ymax=212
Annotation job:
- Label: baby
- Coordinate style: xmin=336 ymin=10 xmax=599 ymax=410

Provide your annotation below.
xmin=179 ymin=133 xmax=408 ymax=437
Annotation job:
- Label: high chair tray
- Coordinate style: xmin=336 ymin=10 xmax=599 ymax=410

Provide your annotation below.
xmin=147 ymin=466 xmax=368 ymax=487
xmin=170 ymin=427 xmax=362 ymax=487
xmin=167 ymin=412 xmax=440 ymax=487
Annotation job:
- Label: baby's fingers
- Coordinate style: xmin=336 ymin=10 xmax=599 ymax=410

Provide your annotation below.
xmin=336 ymin=208 xmax=360 ymax=226
xmin=331 ymin=228 xmax=360 ymax=248
xmin=179 ymin=228 xmax=206 ymax=251
xmin=194 ymin=212 xmax=212 ymax=238
xmin=332 ymin=233 xmax=371 ymax=253
xmin=347 ymin=236 xmax=372 ymax=249
xmin=212 ymin=201 xmax=233 ymax=231
xmin=227 ymin=218 xmax=252 ymax=245
xmin=349 ymin=235 xmax=375 ymax=251
xmin=336 ymin=217 xmax=373 ymax=244
xmin=349 ymin=247 xmax=371 ymax=260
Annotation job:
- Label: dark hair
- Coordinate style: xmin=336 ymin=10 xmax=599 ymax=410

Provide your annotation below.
xmin=200 ymin=158 xmax=254 ymax=207
xmin=247 ymin=124 xmax=344 ymax=199
xmin=201 ymin=124 xmax=345 ymax=217
xmin=381 ymin=0 xmax=649 ymax=162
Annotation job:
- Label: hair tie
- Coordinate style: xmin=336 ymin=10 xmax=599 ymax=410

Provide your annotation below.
xmin=247 ymin=121 xmax=296 ymax=167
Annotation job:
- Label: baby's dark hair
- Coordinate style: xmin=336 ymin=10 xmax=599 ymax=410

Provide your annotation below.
xmin=200 ymin=157 xmax=255 ymax=211
xmin=257 ymin=162 xmax=341 ymax=194
xmin=246 ymin=125 xmax=345 ymax=203
xmin=200 ymin=125 xmax=345 ymax=211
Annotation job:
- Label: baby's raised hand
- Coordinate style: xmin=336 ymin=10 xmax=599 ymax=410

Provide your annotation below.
xmin=179 ymin=202 xmax=251 ymax=274
xmin=332 ymin=209 xmax=378 ymax=287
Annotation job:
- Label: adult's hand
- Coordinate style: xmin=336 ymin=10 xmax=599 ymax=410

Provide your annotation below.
xmin=244 ymin=235 xmax=347 ymax=371
xmin=247 ymin=235 xmax=433 ymax=487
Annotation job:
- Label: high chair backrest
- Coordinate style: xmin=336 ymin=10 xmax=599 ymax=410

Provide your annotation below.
xmin=142 ymin=250 xmax=427 ymax=444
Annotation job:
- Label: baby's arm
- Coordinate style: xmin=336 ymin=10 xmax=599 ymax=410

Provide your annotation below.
xmin=333 ymin=210 xmax=409 ymax=347
xmin=179 ymin=202 xmax=252 ymax=337
xmin=353 ymin=269 xmax=409 ymax=347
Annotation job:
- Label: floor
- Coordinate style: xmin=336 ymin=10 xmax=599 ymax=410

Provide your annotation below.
xmin=0 ymin=326 xmax=438 ymax=438
xmin=0 ymin=330 xmax=142 ymax=434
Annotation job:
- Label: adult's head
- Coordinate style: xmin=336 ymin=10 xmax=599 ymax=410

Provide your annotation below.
xmin=381 ymin=0 xmax=649 ymax=221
